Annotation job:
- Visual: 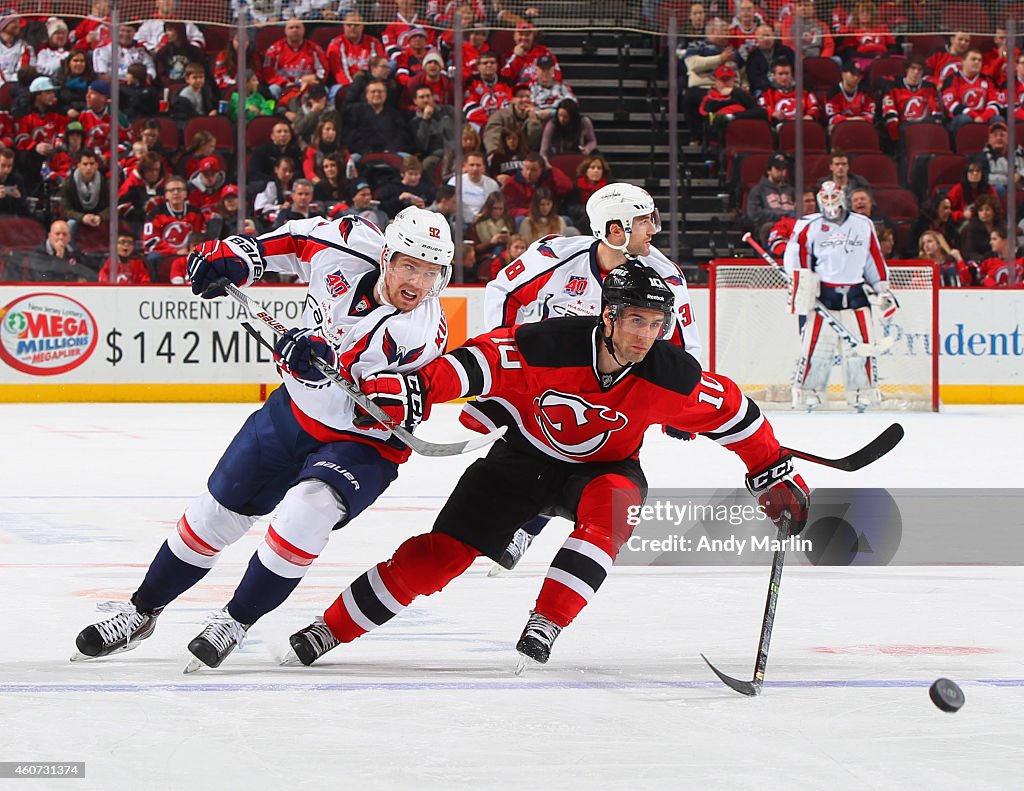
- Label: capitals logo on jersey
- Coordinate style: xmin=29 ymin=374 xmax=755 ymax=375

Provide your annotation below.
xmin=537 ymin=241 xmax=558 ymax=259
xmin=382 ymin=328 xmax=426 ymax=367
xmin=563 ymin=276 xmax=588 ymax=296
xmin=325 ymin=269 xmax=351 ymax=298
xmin=534 ymin=390 xmax=628 ymax=457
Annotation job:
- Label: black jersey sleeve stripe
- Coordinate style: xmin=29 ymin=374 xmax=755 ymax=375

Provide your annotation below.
xmin=448 ymin=346 xmax=487 ymax=396
xmin=703 ymin=398 xmax=763 ymax=442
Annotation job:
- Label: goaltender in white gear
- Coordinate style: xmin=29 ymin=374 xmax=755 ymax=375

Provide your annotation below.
xmin=485 ymin=182 xmax=702 ymax=361
xmin=783 ymin=181 xmax=897 ymax=410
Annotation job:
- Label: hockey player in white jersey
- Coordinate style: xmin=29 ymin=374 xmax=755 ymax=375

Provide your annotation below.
xmin=783 ymin=181 xmax=898 ymax=411
xmin=72 ymin=207 xmax=454 ymax=670
xmin=483 ymin=183 xmax=703 ymax=571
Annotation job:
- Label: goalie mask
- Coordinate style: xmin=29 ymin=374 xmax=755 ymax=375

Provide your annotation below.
xmin=601 ymin=261 xmax=675 ymax=353
xmin=586 ymin=183 xmax=662 ymax=255
xmin=378 ymin=206 xmax=454 ymax=304
xmin=817 ymin=181 xmax=847 ymax=222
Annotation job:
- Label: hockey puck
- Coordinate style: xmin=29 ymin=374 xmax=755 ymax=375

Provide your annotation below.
xmin=929 ymin=678 xmax=965 ymax=712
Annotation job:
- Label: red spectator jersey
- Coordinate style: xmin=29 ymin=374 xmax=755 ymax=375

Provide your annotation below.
xmin=926 ymin=49 xmax=965 ymax=84
xmin=99 ymin=256 xmax=151 ymax=284
xmin=991 ymin=83 xmax=1024 ymax=120
xmin=978 ymin=256 xmax=1024 ymax=287
xmin=326 ymin=33 xmax=385 ymax=87
xmin=759 ymin=86 xmax=821 ymax=123
xmin=424 ymin=317 xmax=781 ymax=473
xmin=262 ymin=40 xmax=328 ymax=87
xmin=729 ymin=20 xmax=763 ymax=62
xmin=143 ymin=204 xmax=206 ymax=256
xmin=941 ymin=71 xmax=997 ymax=121
xmin=393 ymin=50 xmax=429 ymax=87
xmin=768 ymin=215 xmax=798 ymax=258
xmin=880 ymin=79 xmax=943 ymax=139
xmin=823 ymin=85 xmax=876 ymax=126
xmin=400 ymin=73 xmax=453 ymax=112
xmin=14 ymin=110 xmax=68 ymax=151
xmin=982 ymin=49 xmax=1007 ymax=83
xmin=501 ymin=45 xmax=560 ymax=85
xmin=0 ymin=111 xmax=13 ymax=149
xmin=838 ymin=26 xmax=894 ymax=57
xmin=69 ymin=16 xmax=111 ymax=50
xmin=79 ymin=108 xmax=131 ymax=150
xmin=463 ymin=75 xmax=513 ymax=129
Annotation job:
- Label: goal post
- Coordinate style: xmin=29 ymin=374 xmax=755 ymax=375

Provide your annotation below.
xmin=709 ymin=259 xmax=939 ymax=412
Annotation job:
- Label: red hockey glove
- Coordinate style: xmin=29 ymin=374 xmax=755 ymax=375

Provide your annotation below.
xmin=354 ymin=371 xmax=430 ymax=432
xmin=745 ymin=453 xmax=810 ymax=536
xmin=274 ymin=327 xmax=337 ymax=384
xmin=188 ymin=235 xmax=265 ymax=298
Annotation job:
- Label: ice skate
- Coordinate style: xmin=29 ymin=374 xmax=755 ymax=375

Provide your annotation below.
xmin=284 ymin=617 xmax=340 ymax=666
xmin=183 ymin=609 xmax=250 ymax=673
xmin=488 ymin=528 xmax=535 ymax=576
xmin=514 ymin=611 xmax=563 ymax=674
xmin=72 ymin=599 xmax=163 ymax=661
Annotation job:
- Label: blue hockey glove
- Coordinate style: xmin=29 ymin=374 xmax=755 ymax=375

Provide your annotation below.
xmin=275 ymin=327 xmax=337 ymax=383
xmin=663 ymin=425 xmax=695 ymax=441
xmin=188 ymin=235 xmax=265 ymax=298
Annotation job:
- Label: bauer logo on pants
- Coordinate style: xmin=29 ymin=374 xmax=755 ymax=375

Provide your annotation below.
xmin=0 ymin=292 xmax=98 ymax=375
xmin=534 ymin=390 xmax=628 ymax=457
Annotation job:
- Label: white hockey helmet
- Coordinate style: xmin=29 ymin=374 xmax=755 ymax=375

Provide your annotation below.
xmin=586 ymin=183 xmax=661 ymax=254
xmin=817 ymin=180 xmax=847 ymax=221
xmin=380 ymin=206 xmax=454 ymax=300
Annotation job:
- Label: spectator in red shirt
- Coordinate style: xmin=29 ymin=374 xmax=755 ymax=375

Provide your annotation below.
xmin=880 ymin=55 xmax=943 ymax=144
xmin=381 ymin=0 xmax=435 ymax=60
xmin=143 ymin=174 xmax=206 ymax=281
xmin=393 ymin=27 xmax=434 ymax=88
xmin=759 ymin=58 xmax=821 ymax=130
xmin=941 ymin=49 xmax=998 ymax=133
xmin=837 ymin=0 xmax=895 ymax=72
xmin=262 ymin=18 xmax=328 ymax=104
xmin=978 ymin=226 xmax=1024 ymax=287
xmin=326 ymin=11 xmax=384 ymax=101
xmin=729 ymin=0 xmax=764 ymax=63
xmin=15 ymin=76 xmax=67 ymax=193
xmin=100 ymin=233 xmax=151 ymax=284
xmin=501 ymin=22 xmax=559 ymax=85
xmin=464 ymin=51 xmax=513 ymax=131
xmin=502 ymin=152 xmax=572 ymax=220
xmin=926 ymin=31 xmax=971 ymax=85
xmin=69 ymin=0 xmax=111 ymax=51
xmin=824 ymin=60 xmax=876 ymax=129
xmin=401 ymin=51 xmax=453 ymax=112
xmin=187 ymin=155 xmax=229 ymax=217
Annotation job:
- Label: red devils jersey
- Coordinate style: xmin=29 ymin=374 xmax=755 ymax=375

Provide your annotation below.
xmin=326 ymin=33 xmax=385 ymax=86
xmin=768 ymin=215 xmax=798 ymax=258
xmin=823 ymin=85 xmax=876 ymax=126
xmin=758 ymin=87 xmax=821 ymax=123
xmin=941 ymin=72 xmax=996 ymax=119
xmin=143 ymin=204 xmax=206 ymax=255
xmin=262 ymin=40 xmax=328 ymax=87
xmin=393 ymin=50 xmax=427 ymax=86
xmin=381 ymin=17 xmax=437 ymax=60
xmin=501 ymin=45 xmax=560 ymax=85
xmin=422 ymin=317 xmax=781 ymax=472
xmin=79 ymin=108 xmax=130 ymax=150
xmin=880 ymin=79 xmax=943 ymax=138
xmin=926 ymin=50 xmax=964 ymax=85
xmin=14 ymin=110 xmax=67 ymax=151
xmin=463 ymin=75 xmax=513 ymax=128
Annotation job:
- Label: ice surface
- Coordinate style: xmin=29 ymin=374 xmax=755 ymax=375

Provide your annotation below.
xmin=1 ymin=403 xmax=1022 ymax=790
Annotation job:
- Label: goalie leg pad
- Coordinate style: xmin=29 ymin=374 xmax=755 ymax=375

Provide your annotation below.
xmin=840 ymin=307 xmax=880 ymax=406
xmin=790 ymin=269 xmax=820 ymax=315
xmin=793 ymin=313 xmax=836 ymax=404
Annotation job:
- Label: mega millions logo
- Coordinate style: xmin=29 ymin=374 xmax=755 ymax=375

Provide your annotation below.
xmin=0 ymin=293 xmax=98 ymax=375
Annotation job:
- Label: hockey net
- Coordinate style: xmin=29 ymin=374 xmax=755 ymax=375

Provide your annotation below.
xmin=709 ymin=260 xmax=939 ymax=412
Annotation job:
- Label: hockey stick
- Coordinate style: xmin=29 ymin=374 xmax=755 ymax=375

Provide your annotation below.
xmin=220 ymin=281 xmax=506 ymax=458
xmin=741 ymin=232 xmax=895 ymax=357
xmin=701 ymin=422 xmax=903 ymax=695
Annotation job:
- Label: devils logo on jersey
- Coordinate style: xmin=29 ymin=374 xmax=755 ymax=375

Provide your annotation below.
xmin=382 ymin=328 xmax=426 ymax=367
xmin=564 ymin=275 xmax=588 ymax=296
xmin=325 ymin=269 xmax=351 ymax=297
xmin=162 ymin=220 xmax=193 ymax=248
xmin=534 ymin=390 xmax=628 ymax=457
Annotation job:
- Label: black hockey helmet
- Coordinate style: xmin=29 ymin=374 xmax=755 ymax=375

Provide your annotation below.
xmin=601 ymin=261 xmax=675 ymax=337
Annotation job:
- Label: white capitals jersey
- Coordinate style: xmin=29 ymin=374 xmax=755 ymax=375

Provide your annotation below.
xmin=783 ymin=212 xmax=889 ymax=288
xmin=484 ymin=235 xmax=703 ymax=363
xmin=258 ymin=215 xmax=448 ymax=463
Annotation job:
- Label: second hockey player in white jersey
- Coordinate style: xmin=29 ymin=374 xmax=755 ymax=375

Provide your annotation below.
xmin=482 ymin=183 xmax=703 ymax=571
xmin=783 ymin=181 xmax=898 ymax=411
xmin=72 ymin=207 xmax=455 ymax=671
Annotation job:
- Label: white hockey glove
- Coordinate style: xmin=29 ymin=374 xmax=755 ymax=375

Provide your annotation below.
xmin=875 ymin=290 xmax=899 ymax=323
xmin=746 ymin=453 xmax=810 ymax=536
xmin=188 ymin=235 xmax=265 ymax=298
xmin=788 ymin=269 xmax=820 ymax=315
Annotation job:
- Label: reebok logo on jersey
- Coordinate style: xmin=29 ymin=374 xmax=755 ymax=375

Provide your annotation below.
xmin=325 ymin=270 xmax=351 ymax=297
xmin=563 ymin=276 xmax=588 ymax=296
xmin=534 ymin=390 xmax=628 ymax=457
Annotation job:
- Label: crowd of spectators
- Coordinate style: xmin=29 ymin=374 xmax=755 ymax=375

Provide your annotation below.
xmin=0 ymin=1 xmax=603 ymax=284
xmin=681 ymin=2 xmax=1024 ymax=287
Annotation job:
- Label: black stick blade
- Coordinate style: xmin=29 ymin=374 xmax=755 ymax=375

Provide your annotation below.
xmin=700 ymin=654 xmax=763 ymax=697
xmin=784 ymin=423 xmax=904 ymax=472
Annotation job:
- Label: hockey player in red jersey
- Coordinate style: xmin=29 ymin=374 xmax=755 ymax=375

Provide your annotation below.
xmin=783 ymin=181 xmax=896 ymax=411
xmin=284 ymin=263 xmax=810 ymax=669
xmin=484 ymin=182 xmax=703 ymax=571
xmin=72 ymin=207 xmax=455 ymax=671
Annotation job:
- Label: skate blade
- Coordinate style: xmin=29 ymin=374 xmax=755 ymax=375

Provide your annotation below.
xmin=514 ymin=655 xmax=538 ymax=676
xmin=487 ymin=563 xmax=506 ymax=578
xmin=280 ymin=648 xmax=303 ymax=667
xmin=182 ymin=655 xmax=206 ymax=674
xmin=69 ymin=639 xmax=144 ymax=662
